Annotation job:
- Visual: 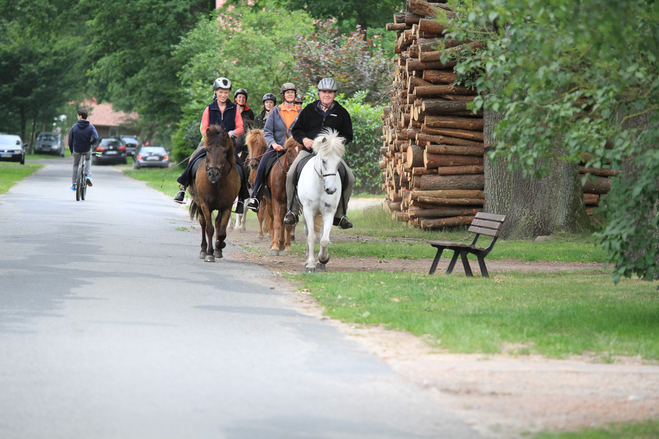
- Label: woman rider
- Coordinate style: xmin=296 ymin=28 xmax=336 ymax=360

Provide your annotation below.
xmin=233 ymin=88 xmax=255 ymax=163
xmin=245 ymin=83 xmax=301 ymax=212
xmin=253 ymin=93 xmax=277 ymax=129
xmin=284 ymin=77 xmax=355 ymax=229
xmin=173 ymin=77 xmax=250 ymax=212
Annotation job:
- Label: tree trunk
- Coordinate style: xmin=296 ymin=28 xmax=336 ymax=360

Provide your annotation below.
xmin=483 ymin=109 xmax=591 ymax=239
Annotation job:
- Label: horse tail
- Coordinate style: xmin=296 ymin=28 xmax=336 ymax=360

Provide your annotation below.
xmin=262 ymin=198 xmax=272 ymax=234
xmin=189 ymin=200 xmax=200 ymax=221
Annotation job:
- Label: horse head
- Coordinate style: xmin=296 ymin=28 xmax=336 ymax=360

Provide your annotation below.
xmin=204 ymin=125 xmax=236 ymax=184
xmin=312 ymin=129 xmax=345 ymax=195
xmin=284 ymin=135 xmax=303 ymax=166
xmin=246 ymin=129 xmax=267 ymax=171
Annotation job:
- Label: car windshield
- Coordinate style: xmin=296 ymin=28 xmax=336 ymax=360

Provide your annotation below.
xmin=38 ymin=134 xmax=58 ymax=142
xmin=122 ymin=137 xmax=138 ymax=143
xmin=140 ymin=147 xmax=166 ymax=154
xmin=99 ymin=138 xmax=121 ymax=147
xmin=0 ymin=136 xmax=21 ymax=146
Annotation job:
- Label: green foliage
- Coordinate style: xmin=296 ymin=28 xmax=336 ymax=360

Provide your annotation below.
xmin=445 ymin=0 xmax=659 ymax=281
xmin=170 ymin=4 xmax=314 ymax=161
xmin=301 ymin=271 xmax=659 ymax=359
xmin=0 ymin=162 xmax=43 ymax=194
xmin=293 ymin=20 xmax=392 ymax=102
xmin=533 ymin=420 xmax=659 ymax=439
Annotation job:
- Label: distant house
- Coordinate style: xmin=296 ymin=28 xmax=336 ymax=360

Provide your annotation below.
xmin=73 ymin=99 xmax=139 ymax=141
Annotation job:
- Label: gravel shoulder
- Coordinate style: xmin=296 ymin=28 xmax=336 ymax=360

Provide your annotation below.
xmin=223 ymin=212 xmax=658 ymax=439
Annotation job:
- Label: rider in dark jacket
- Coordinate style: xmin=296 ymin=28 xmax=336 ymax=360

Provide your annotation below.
xmin=68 ymin=108 xmax=98 ymax=190
xmin=253 ymin=93 xmax=277 ymax=129
xmin=233 ymin=88 xmax=255 ymax=163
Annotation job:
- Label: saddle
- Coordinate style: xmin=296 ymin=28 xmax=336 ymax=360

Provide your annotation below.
xmin=187 ymin=149 xmax=246 ymax=190
xmin=260 ymin=149 xmax=287 ymax=200
xmin=293 ymin=153 xmax=349 ymax=192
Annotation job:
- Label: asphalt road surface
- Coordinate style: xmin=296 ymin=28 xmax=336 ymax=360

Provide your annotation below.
xmin=0 ymin=159 xmax=481 ymax=439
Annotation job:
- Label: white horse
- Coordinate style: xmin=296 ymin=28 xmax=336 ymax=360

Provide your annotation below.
xmin=227 ymin=197 xmax=246 ymax=232
xmin=297 ymin=128 xmax=346 ymax=273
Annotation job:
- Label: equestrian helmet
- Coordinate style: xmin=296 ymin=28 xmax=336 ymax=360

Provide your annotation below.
xmin=279 ymin=82 xmax=296 ymax=94
xmin=234 ymin=88 xmax=248 ymax=99
xmin=317 ymin=78 xmax=338 ymax=92
xmin=262 ymin=93 xmax=277 ymax=104
xmin=213 ymin=77 xmax=232 ymax=90
xmin=295 ymin=93 xmax=304 ymax=105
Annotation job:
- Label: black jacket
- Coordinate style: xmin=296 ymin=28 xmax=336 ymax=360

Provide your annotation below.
xmin=292 ymin=100 xmax=353 ymax=152
xmin=253 ymin=109 xmax=269 ymax=129
xmin=68 ymin=119 xmax=98 ymax=153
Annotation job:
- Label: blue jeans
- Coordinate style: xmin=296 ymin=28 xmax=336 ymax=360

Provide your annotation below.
xmin=250 ymin=147 xmax=278 ymax=198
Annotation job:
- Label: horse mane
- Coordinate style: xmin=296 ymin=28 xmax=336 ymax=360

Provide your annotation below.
xmin=205 ymin=124 xmax=236 ymax=166
xmin=246 ymin=129 xmax=267 ymax=158
xmin=312 ymin=128 xmax=345 ymax=158
xmin=284 ymin=135 xmax=301 ymax=150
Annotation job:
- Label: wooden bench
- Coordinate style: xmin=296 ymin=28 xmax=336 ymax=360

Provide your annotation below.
xmin=427 ymin=212 xmax=506 ymax=277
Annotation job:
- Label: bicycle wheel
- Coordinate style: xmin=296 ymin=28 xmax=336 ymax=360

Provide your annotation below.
xmin=76 ymin=160 xmax=83 ymax=201
xmin=81 ymin=172 xmax=87 ymax=200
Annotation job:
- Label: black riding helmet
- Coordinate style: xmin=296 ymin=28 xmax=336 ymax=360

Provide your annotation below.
xmin=262 ymin=93 xmax=277 ymax=104
xmin=234 ymin=88 xmax=248 ymax=99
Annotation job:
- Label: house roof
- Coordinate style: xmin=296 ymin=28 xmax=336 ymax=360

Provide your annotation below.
xmin=81 ymin=99 xmax=139 ymax=128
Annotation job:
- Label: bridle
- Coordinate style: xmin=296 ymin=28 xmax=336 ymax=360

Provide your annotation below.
xmin=206 ymin=148 xmax=228 ymax=180
xmin=276 ymin=147 xmax=296 ymax=175
xmin=314 ymin=154 xmax=336 ymax=180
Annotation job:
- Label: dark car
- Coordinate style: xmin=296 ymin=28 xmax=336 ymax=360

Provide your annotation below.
xmin=121 ymin=136 xmax=140 ymax=157
xmin=92 ymin=137 xmax=127 ymax=165
xmin=0 ymin=134 xmax=26 ymax=165
xmin=133 ymin=145 xmax=169 ymax=169
xmin=34 ymin=132 xmax=65 ymax=157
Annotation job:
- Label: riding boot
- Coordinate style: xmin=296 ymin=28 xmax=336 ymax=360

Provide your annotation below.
xmin=174 ymin=186 xmax=186 ymax=204
xmin=333 ymin=215 xmax=353 ymax=229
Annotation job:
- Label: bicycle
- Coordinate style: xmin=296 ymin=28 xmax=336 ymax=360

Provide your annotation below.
xmin=75 ymin=154 xmax=87 ymax=201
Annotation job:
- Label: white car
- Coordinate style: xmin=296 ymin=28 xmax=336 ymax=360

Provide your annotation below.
xmin=0 ymin=134 xmax=26 ymax=165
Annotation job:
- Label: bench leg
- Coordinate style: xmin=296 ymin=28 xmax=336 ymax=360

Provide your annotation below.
xmin=477 ymin=257 xmax=489 ymax=278
xmin=446 ymin=251 xmax=460 ymax=275
xmin=460 ymin=252 xmax=473 ymax=277
xmin=428 ymin=248 xmax=444 ymax=275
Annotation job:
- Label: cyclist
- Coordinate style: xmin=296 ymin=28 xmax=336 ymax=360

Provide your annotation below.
xmin=284 ymin=78 xmax=355 ymax=229
xmin=173 ymin=77 xmax=249 ymax=212
xmin=245 ymin=83 xmax=301 ymax=212
xmin=68 ymin=109 xmax=98 ymax=190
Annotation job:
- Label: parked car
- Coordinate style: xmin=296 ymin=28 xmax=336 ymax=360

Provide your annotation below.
xmin=0 ymin=134 xmax=26 ymax=165
xmin=121 ymin=135 xmax=140 ymax=157
xmin=133 ymin=145 xmax=169 ymax=169
xmin=34 ymin=132 xmax=65 ymax=157
xmin=92 ymin=137 xmax=127 ymax=165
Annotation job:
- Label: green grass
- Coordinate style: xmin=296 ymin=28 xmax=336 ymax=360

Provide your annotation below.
xmin=0 ymin=162 xmax=43 ymax=194
xmin=533 ymin=420 xmax=659 ymax=438
xmin=123 ymin=163 xmax=181 ymax=197
xmin=299 ymin=270 xmax=659 ymax=360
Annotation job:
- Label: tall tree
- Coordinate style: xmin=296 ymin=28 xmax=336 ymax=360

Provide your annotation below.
xmin=447 ymin=0 xmax=659 ymax=279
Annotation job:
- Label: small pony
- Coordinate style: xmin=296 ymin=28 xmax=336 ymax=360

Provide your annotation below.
xmin=188 ymin=125 xmax=241 ymax=262
xmin=297 ymin=128 xmax=346 ymax=272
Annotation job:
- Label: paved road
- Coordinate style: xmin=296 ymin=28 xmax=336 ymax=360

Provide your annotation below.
xmin=0 ymin=159 xmax=480 ymax=439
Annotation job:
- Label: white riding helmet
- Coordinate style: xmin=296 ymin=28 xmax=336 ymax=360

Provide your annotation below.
xmin=213 ymin=77 xmax=232 ymax=90
xmin=317 ymin=78 xmax=338 ymax=91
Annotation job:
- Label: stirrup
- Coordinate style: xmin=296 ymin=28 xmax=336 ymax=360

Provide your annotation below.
xmin=246 ymin=198 xmax=259 ymax=211
xmin=173 ymin=188 xmax=186 ymax=204
xmin=335 ymin=215 xmax=353 ymax=229
xmin=283 ymin=211 xmax=298 ymax=226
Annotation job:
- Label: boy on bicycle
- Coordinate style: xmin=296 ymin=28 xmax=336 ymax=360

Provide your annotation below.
xmin=68 ymin=109 xmax=98 ymax=190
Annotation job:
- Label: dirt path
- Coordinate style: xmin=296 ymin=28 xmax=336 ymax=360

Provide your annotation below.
xmin=223 ymin=217 xmax=658 ymax=438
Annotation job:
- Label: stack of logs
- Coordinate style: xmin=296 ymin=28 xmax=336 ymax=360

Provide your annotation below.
xmin=380 ymin=0 xmax=618 ymax=229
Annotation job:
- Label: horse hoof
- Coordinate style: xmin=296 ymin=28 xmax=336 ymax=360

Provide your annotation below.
xmin=269 ymin=250 xmax=279 ymax=256
xmin=199 ymin=251 xmax=207 ymax=259
xmin=239 ymin=227 xmax=246 ymax=233
xmin=316 ymin=262 xmax=326 ymax=270
xmin=319 ymin=256 xmax=330 ymax=265
xmin=291 ymin=234 xmax=296 ymax=242
xmin=282 ymin=250 xmax=292 ymax=256
xmin=205 ymin=255 xmax=215 ymax=262
xmin=214 ymin=250 xmax=223 ymax=258
xmin=305 ymin=265 xmax=316 ymax=273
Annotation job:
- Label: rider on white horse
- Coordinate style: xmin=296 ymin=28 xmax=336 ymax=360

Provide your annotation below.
xmin=284 ymin=78 xmax=355 ymax=229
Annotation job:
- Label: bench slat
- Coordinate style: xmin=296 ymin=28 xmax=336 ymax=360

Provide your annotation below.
xmin=474 ymin=212 xmax=506 ymax=222
xmin=470 ymin=218 xmax=504 ymax=230
xmin=467 ymin=225 xmax=500 ymax=237
xmin=427 ymin=241 xmax=486 ymax=252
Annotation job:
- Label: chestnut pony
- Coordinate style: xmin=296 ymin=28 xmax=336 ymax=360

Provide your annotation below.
xmin=244 ymin=129 xmax=268 ymax=239
xmin=188 ymin=125 xmax=241 ymax=262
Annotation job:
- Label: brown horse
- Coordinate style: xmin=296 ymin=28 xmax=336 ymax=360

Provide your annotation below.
xmin=245 ymin=129 xmax=268 ymax=239
xmin=262 ymin=136 xmax=302 ymax=255
xmin=188 ymin=125 xmax=241 ymax=262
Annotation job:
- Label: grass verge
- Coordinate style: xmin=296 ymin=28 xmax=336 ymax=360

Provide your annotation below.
xmin=533 ymin=419 xmax=659 ymax=438
xmin=0 ymin=162 xmax=43 ymax=194
xmin=123 ymin=165 xmax=181 ymax=198
xmin=298 ymin=270 xmax=659 ymax=360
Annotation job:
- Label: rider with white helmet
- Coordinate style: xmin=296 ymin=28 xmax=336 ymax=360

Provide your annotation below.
xmin=284 ymin=77 xmax=355 ymax=229
xmin=245 ymin=82 xmax=301 ymax=211
xmin=173 ymin=77 xmax=250 ymax=210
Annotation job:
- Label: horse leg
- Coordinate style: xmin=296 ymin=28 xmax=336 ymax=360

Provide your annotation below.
xmin=276 ymin=199 xmax=287 ymax=253
xmin=238 ymin=211 xmax=246 ymax=232
xmin=317 ymin=209 xmax=334 ymax=270
xmin=198 ymin=212 xmax=208 ymax=260
xmin=202 ymin=206 xmax=215 ymax=262
xmin=257 ymin=202 xmax=265 ymax=240
xmin=283 ymin=224 xmax=293 ymax=255
xmin=214 ymin=209 xmax=231 ymax=259
xmin=269 ymin=200 xmax=280 ymax=256
xmin=302 ymin=207 xmax=317 ymax=272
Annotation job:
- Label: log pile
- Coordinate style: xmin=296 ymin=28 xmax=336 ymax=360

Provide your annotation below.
xmin=380 ymin=0 xmax=617 ymax=228
xmin=381 ymin=0 xmax=484 ymax=229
